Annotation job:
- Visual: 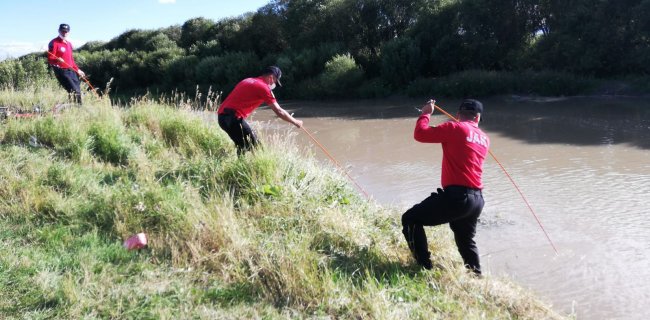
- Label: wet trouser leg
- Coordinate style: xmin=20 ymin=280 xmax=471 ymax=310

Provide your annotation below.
xmin=218 ymin=111 xmax=258 ymax=154
xmin=53 ymin=67 xmax=82 ymax=104
xmin=401 ymin=186 xmax=484 ymax=274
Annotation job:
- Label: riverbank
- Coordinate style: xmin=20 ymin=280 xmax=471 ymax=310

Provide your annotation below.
xmin=248 ymin=95 xmax=650 ymax=319
xmin=403 ymin=70 xmax=650 ymax=99
xmin=0 ymin=88 xmax=566 ymax=319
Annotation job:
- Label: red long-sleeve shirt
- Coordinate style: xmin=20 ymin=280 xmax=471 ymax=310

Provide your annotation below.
xmin=414 ymin=114 xmax=489 ymax=189
xmin=47 ymin=37 xmax=79 ymax=71
xmin=217 ymin=77 xmax=276 ymax=119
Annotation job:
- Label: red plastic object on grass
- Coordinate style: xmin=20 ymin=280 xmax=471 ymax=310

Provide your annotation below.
xmin=123 ymin=233 xmax=147 ymax=250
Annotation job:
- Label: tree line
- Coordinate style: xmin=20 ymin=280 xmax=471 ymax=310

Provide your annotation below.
xmin=2 ymin=0 xmax=649 ymax=98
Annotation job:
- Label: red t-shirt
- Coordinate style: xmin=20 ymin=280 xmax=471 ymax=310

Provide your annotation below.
xmin=414 ymin=114 xmax=489 ymax=189
xmin=217 ymin=77 xmax=277 ymax=119
xmin=47 ymin=37 xmax=79 ymax=71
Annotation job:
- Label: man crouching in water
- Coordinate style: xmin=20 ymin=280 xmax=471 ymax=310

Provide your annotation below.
xmin=402 ymin=99 xmax=489 ymax=276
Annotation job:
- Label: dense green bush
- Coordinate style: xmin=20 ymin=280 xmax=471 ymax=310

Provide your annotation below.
xmin=0 ymin=59 xmax=27 ymax=90
xmin=164 ymin=55 xmax=199 ymax=91
xmin=318 ymin=53 xmax=364 ymax=98
xmin=289 ymin=42 xmax=345 ymax=80
xmin=139 ymin=47 xmax=185 ymax=87
xmin=0 ymin=56 xmax=51 ymax=90
xmin=194 ymin=52 xmax=261 ymax=91
xmin=380 ymin=37 xmax=424 ymax=88
xmin=76 ymin=49 xmax=133 ymax=91
xmin=357 ymin=77 xmax=391 ymax=98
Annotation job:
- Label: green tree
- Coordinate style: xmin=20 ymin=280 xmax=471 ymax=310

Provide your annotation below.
xmin=160 ymin=25 xmax=183 ymax=46
xmin=206 ymin=17 xmax=253 ymax=52
xmin=104 ymin=29 xmax=158 ymax=51
xmin=273 ymin=0 xmax=342 ymax=49
xmin=533 ymin=0 xmax=650 ymax=75
xmin=76 ymin=49 xmax=135 ymax=92
xmin=194 ymin=52 xmax=261 ymax=91
xmin=380 ymin=37 xmax=423 ymax=88
xmin=412 ymin=0 xmax=542 ymax=75
xmin=189 ymin=40 xmax=222 ymax=58
xmin=239 ymin=4 xmax=288 ymax=56
xmin=144 ymin=33 xmax=179 ymax=52
xmin=180 ymin=18 xmax=215 ymax=48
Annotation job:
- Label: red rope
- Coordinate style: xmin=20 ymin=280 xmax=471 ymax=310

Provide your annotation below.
xmin=301 ymin=126 xmax=371 ymax=200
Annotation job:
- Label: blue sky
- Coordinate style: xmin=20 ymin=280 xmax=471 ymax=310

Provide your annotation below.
xmin=0 ymin=0 xmax=271 ymax=60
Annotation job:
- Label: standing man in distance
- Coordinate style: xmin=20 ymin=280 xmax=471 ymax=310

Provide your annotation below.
xmin=402 ymin=99 xmax=489 ymax=276
xmin=47 ymin=23 xmax=85 ymax=104
xmin=217 ymin=66 xmax=303 ymax=154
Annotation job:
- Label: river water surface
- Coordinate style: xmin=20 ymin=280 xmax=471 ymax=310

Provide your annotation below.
xmin=249 ymin=96 xmax=650 ymax=319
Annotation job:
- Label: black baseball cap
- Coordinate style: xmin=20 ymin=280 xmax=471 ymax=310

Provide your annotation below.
xmin=263 ymin=66 xmax=282 ymax=86
xmin=459 ymin=99 xmax=483 ymax=114
xmin=59 ymin=24 xmax=70 ymax=32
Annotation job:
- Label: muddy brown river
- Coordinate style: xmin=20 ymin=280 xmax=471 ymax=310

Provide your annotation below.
xmin=246 ymin=95 xmax=650 ymax=319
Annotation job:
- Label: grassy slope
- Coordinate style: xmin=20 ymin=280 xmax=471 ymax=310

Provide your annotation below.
xmin=0 ymin=89 xmax=565 ymax=319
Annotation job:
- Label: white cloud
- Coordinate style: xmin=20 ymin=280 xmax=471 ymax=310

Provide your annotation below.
xmin=158 ymin=0 xmax=176 ymax=3
xmin=0 ymin=39 xmax=87 ymax=61
xmin=0 ymin=41 xmax=45 ymax=61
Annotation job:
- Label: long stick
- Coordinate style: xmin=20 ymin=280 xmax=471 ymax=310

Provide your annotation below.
xmin=300 ymin=126 xmax=370 ymax=200
xmin=45 ymin=50 xmax=100 ymax=99
xmin=433 ymin=103 xmax=559 ymax=254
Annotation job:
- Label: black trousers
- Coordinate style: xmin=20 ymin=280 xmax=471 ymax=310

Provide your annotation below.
xmin=218 ymin=109 xmax=258 ymax=154
xmin=402 ymin=185 xmax=484 ymax=274
xmin=52 ymin=67 xmax=82 ymax=104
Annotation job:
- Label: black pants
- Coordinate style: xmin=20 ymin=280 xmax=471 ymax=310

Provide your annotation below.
xmin=52 ymin=67 xmax=82 ymax=104
xmin=218 ymin=109 xmax=258 ymax=154
xmin=402 ymin=185 xmax=484 ymax=274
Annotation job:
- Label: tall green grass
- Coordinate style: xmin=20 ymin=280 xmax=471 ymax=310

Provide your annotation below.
xmin=0 ymin=87 xmax=566 ymax=319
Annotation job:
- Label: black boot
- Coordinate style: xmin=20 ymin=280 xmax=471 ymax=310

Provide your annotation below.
xmin=416 ymin=251 xmax=433 ymax=270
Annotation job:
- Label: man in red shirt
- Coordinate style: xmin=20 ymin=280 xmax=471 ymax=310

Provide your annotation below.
xmin=47 ymin=23 xmax=85 ymax=104
xmin=402 ymin=99 xmax=489 ymax=276
xmin=217 ymin=66 xmax=302 ymax=154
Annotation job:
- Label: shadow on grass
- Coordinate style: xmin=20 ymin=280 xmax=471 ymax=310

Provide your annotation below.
xmin=312 ymin=232 xmax=425 ymax=287
xmin=200 ymin=281 xmax=258 ymax=306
